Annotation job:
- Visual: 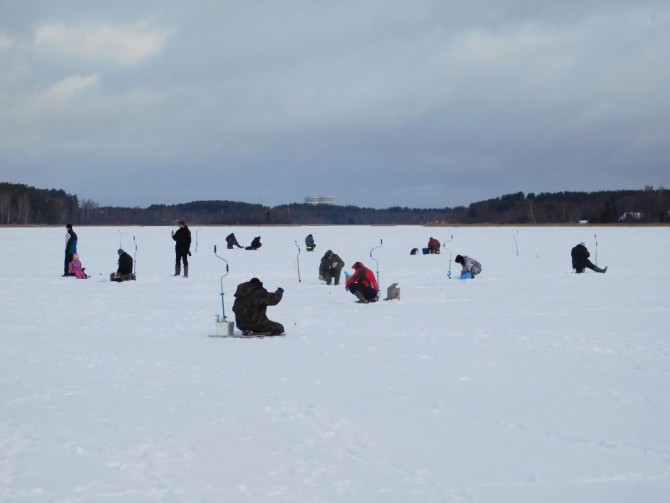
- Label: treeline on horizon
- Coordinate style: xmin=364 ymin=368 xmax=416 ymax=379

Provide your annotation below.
xmin=0 ymin=182 xmax=668 ymax=226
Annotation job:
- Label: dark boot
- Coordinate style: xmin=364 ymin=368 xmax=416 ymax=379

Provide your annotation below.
xmin=183 ymin=265 xmax=189 ymax=278
xmin=174 ymin=264 xmax=181 ymax=276
xmin=595 ymin=265 xmax=607 ymax=273
xmin=354 ymin=290 xmax=368 ymax=303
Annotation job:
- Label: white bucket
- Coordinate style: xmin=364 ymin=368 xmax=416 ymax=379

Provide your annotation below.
xmin=215 ymin=318 xmax=235 ymax=336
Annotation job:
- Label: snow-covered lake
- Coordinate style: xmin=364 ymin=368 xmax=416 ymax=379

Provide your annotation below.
xmin=2 ymin=225 xmax=669 ymax=502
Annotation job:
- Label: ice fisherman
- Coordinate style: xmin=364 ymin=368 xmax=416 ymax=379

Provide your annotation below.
xmin=427 ymin=237 xmax=441 ymax=254
xmin=571 ymin=242 xmax=607 ymax=273
xmin=305 ymin=234 xmax=316 ymax=251
xmin=63 ymin=223 xmax=78 ymax=276
xmin=319 ymin=249 xmax=344 ymax=285
xmin=232 ymin=278 xmax=285 ymax=335
xmin=171 ymin=220 xmax=191 ymax=277
xmin=455 ymin=254 xmax=482 ymax=279
xmin=226 ymin=233 xmax=243 ymax=249
xmin=345 ymin=261 xmax=379 ymax=303
xmin=111 ymin=248 xmax=135 ymax=282
xmin=246 ymin=236 xmax=262 ymax=250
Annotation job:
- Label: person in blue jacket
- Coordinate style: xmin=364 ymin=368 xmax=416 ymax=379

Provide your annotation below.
xmin=63 ymin=223 xmax=78 ymax=276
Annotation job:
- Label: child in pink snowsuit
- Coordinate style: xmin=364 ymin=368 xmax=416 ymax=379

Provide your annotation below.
xmin=68 ymin=253 xmax=88 ymax=279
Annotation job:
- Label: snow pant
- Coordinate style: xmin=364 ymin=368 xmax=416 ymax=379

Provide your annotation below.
xmin=64 ymin=253 xmax=74 ymax=275
xmin=175 ymin=251 xmax=188 ymax=267
xmin=348 ymin=283 xmax=378 ymax=302
xmin=235 ymin=317 xmax=285 ymax=335
xmin=323 ymin=268 xmax=342 ymax=285
xmin=576 ymin=260 xmax=606 ymax=273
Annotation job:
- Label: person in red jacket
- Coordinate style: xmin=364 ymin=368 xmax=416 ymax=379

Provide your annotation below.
xmin=345 ymin=261 xmax=379 ymax=303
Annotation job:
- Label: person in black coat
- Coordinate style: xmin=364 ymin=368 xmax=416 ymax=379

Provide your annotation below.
xmin=232 ymin=278 xmax=285 ymax=335
xmin=171 ymin=220 xmax=192 ymax=277
xmin=245 ymin=236 xmax=262 ymax=250
xmin=110 ymin=248 xmax=135 ymax=282
xmin=226 ymin=233 xmax=243 ymax=249
xmin=571 ymin=242 xmax=607 ymax=273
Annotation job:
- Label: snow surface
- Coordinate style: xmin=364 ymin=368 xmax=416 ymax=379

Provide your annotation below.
xmin=1 ymin=225 xmax=669 ymax=503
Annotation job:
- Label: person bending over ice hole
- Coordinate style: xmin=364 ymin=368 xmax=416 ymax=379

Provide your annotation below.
xmin=226 ymin=233 xmax=243 ymax=249
xmin=319 ymin=249 xmax=344 ymax=285
xmin=245 ymin=236 xmax=262 ymax=250
xmin=571 ymin=242 xmax=607 ymax=273
xmin=232 ymin=278 xmax=285 ymax=335
xmin=305 ymin=233 xmax=316 ymax=251
xmin=110 ymin=248 xmax=135 ymax=282
xmin=455 ymin=254 xmax=482 ymax=279
xmin=345 ymin=261 xmax=379 ymax=303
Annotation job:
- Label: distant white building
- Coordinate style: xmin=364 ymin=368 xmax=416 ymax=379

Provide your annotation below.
xmin=618 ymin=211 xmax=645 ymax=222
xmin=305 ymin=195 xmax=335 ymax=205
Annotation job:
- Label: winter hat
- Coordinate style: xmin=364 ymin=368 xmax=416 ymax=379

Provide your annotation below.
xmin=117 ymin=248 xmax=124 ymax=254
xmin=579 ymin=242 xmax=585 ymax=246
xmin=352 ymin=261 xmax=364 ymax=270
xmin=326 ymin=250 xmax=333 ymax=257
xmin=250 ymin=277 xmax=263 ymax=287
xmin=178 ymin=220 xmax=186 ymax=226
xmin=66 ymin=223 xmax=72 ymax=229
xmin=455 ymin=255 xmax=464 ymax=263
xmin=73 ymin=253 xmax=79 ymax=260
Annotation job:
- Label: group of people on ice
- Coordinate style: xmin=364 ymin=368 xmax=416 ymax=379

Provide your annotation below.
xmin=63 ymin=223 xmax=607 ymax=336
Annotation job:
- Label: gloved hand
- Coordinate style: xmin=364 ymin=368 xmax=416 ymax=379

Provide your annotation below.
xmin=188 ymin=251 xmax=192 ymax=256
xmin=276 ymin=287 xmax=284 ymax=294
xmin=171 ymin=230 xmax=174 ymax=236
xmin=331 ymin=262 xmax=338 ymax=268
xmin=318 ymin=275 xmax=324 ymax=281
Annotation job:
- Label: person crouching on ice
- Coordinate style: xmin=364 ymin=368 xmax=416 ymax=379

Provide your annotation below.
xmin=232 ymin=278 xmax=285 ymax=335
xmin=110 ymin=248 xmax=135 ymax=282
xmin=345 ymin=261 xmax=379 ymax=303
xmin=455 ymin=254 xmax=482 ymax=279
xmin=68 ymin=253 xmax=88 ymax=279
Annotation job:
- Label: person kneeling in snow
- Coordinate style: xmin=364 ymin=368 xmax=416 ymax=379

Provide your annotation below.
xmin=110 ymin=248 xmax=135 ymax=282
xmin=232 ymin=278 xmax=285 ymax=335
xmin=68 ymin=253 xmax=88 ymax=279
xmin=455 ymin=254 xmax=482 ymax=279
xmin=345 ymin=261 xmax=379 ymax=303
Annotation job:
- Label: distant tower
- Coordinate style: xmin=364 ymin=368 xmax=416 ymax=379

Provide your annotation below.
xmin=305 ymin=195 xmax=335 ymax=205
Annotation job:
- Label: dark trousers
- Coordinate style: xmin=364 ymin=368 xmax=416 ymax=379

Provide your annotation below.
xmin=348 ymin=283 xmax=378 ymax=301
xmin=64 ymin=253 xmax=74 ymax=274
xmin=176 ymin=252 xmax=188 ymax=266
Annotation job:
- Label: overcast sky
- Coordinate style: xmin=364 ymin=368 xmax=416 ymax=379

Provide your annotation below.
xmin=1 ymin=1 xmax=668 ymax=209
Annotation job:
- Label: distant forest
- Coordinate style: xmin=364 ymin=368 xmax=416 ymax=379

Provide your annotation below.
xmin=0 ymin=182 xmax=668 ymax=226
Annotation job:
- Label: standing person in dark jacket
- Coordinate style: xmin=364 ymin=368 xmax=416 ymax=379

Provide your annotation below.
xmin=110 ymin=248 xmax=135 ymax=282
xmin=171 ymin=220 xmax=192 ymax=277
xmin=571 ymin=242 xmax=607 ymax=273
xmin=345 ymin=261 xmax=379 ymax=303
xmin=232 ymin=278 xmax=285 ymax=335
xmin=319 ymin=249 xmax=344 ymax=285
xmin=63 ymin=223 xmax=78 ymax=276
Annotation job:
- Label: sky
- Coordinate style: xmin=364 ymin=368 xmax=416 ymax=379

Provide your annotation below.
xmin=0 ymin=1 xmax=668 ymax=209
